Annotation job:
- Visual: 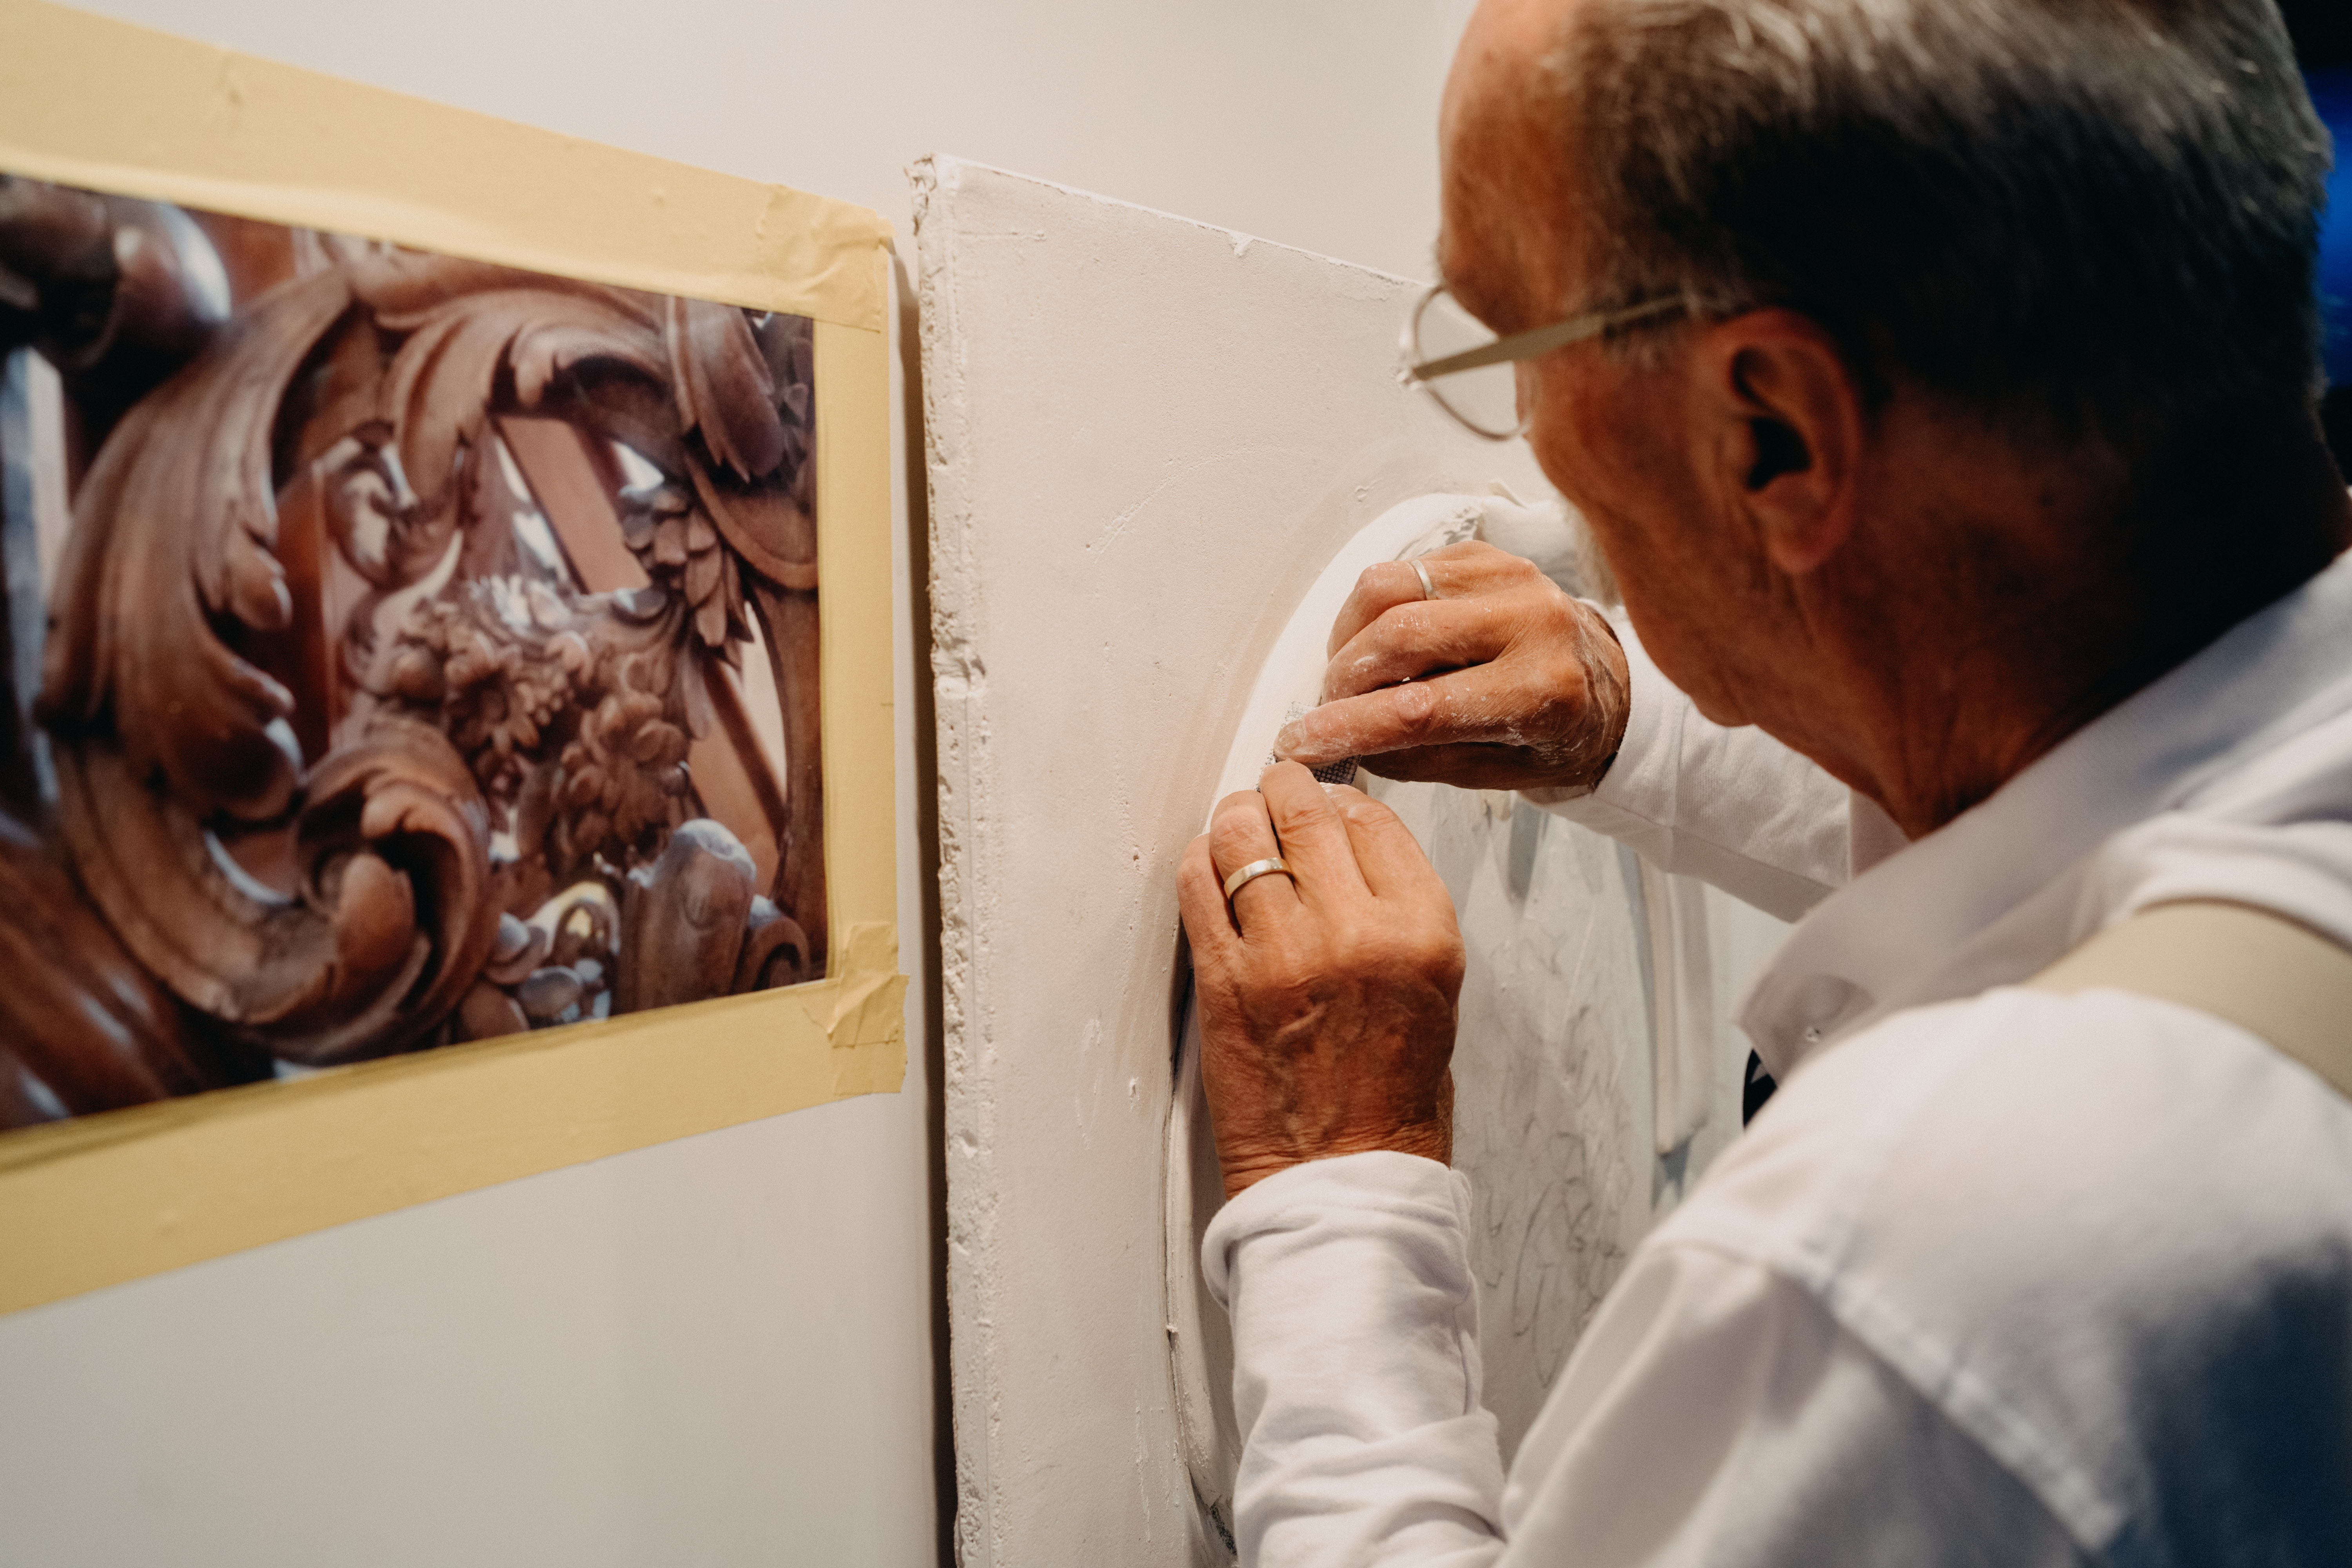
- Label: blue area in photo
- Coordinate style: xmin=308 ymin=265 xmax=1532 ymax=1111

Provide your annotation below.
xmin=2308 ymin=67 xmax=2352 ymax=387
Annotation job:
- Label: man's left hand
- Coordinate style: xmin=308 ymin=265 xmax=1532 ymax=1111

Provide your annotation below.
xmin=1177 ymin=762 xmax=1465 ymax=1199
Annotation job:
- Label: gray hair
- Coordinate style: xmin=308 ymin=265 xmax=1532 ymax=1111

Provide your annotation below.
xmin=1554 ymin=0 xmax=2332 ymax=462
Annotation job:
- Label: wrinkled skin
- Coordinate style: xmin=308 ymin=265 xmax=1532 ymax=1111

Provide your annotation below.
xmin=1275 ymin=539 xmax=1629 ymax=793
xmin=1178 ymin=764 xmax=1464 ymax=1198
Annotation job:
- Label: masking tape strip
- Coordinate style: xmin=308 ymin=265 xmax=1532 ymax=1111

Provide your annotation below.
xmin=0 ymin=20 xmax=905 ymax=1313
xmin=809 ymin=922 xmax=913 ymax=1046
xmin=0 ymin=963 xmax=907 ymax=1316
xmin=0 ymin=0 xmax=891 ymax=328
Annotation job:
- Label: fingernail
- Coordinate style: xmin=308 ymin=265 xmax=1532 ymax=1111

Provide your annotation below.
xmin=1272 ymin=722 xmax=1302 ymax=757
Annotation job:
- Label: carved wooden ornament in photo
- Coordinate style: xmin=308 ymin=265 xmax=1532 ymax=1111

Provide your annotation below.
xmin=0 ymin=0 xmax=902 ymax=1314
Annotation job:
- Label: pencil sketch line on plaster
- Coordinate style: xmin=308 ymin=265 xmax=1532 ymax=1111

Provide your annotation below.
xmin=1094 ymin=446 xmax=1309 ymax=552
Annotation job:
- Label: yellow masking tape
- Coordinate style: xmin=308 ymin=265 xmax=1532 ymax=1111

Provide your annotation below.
xmin=812 ymin=924 xmax=914 ymax=1047
xmin=0 ymin=0 xmax=891 ymax=327
xmin=0 ymin=975 xmax=907 ymax=1315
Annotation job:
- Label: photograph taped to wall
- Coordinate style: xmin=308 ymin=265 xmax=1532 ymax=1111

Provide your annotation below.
xmin=0 ymin=176 xmax=829 ymax=1134
xmin=0 ymin=0 xmax=897 ymax=1316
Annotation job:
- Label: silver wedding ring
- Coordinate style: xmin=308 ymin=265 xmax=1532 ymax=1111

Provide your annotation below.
xmin=1221 ymin=856 xmax=1295 ymax=902
xmin=1411 ymin=557 xmax=1437 ymax=600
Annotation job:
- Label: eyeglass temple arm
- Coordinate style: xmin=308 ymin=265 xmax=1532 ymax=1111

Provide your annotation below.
xmin=1405 ymin=296 xmax=1685 ymax=383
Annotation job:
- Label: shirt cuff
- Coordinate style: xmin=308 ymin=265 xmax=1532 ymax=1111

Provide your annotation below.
xmin=1202 ymin=1150 xmax=1468 ymax=1310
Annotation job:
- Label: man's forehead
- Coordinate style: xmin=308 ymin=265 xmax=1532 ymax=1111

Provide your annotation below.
xmin=1453 ymin=0 xmax=1578 ymax=88
xmin=1443 ymin=0 xmax=1572 ymax=155
xmin=1439 ymin=0 xmax=1583 ymax=322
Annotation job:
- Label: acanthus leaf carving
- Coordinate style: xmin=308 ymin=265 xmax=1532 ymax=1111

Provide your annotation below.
xmin=380 ymin=286 xmax=668 ymax=522
xmin=35 ymin=269 xmax=354 ymax=823
xmin=52 ymin=714 xmax=496 ymax=1065
xmin=2 ymin=205 xmax=826 ymax=1129
xmin=688 ymin=461 xmax=818 ymax=593
xmin=664 ymin=294 xmax=787 ymax=482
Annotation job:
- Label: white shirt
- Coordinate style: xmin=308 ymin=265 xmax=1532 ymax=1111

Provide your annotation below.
xmin=1204 ymin=551 xmax=2352 ymax=1566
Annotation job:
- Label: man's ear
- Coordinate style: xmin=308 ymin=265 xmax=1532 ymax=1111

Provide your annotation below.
xmin=1695 ymin=311 xmax=1864 ymax=576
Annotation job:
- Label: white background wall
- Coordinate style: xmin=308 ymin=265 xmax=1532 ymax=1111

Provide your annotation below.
xmin=0 ymin=4 xmax=1482 ymax=1564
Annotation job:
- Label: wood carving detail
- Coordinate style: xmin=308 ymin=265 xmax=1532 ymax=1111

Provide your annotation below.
xmin=0 ymin=180 xmax=827 ymax=1128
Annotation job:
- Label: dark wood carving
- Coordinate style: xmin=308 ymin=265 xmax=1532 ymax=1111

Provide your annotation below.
xmin=0 ymin=177 xmax=825 ymax=1128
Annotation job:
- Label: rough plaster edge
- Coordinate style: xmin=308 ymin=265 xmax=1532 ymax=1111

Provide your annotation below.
xmin=909 ymin=152 xmax=1004 ymax=1568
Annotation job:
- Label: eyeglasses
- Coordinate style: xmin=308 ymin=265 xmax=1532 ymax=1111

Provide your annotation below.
xmin=1396 ymin=283 xmax=1687 ymax=441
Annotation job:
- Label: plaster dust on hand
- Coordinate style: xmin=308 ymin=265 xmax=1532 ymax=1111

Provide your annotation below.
xmin=914 ymin=157 xmax=1745 ymax=1568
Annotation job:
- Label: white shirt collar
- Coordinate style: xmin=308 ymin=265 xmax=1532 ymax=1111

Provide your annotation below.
xmin=1741 ymin=548 xmax=2352 ymax=1078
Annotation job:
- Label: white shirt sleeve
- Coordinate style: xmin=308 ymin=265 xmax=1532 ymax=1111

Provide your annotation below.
xmin=1522 ymin=615 xmax=1906 ymax=922
xmin=1206 ymin=1152 xmax=2085 ymax=1568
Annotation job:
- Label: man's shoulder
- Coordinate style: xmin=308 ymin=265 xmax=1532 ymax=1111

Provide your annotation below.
xmin=1679 ymin=983 xmax=2352 ymax=1300
xmin=1655 ymin=984 xmax=2352 ymax=1555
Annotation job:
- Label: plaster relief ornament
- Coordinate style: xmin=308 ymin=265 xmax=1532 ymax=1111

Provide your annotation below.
xmin=0 ymin=175 xmax=826 ymax=1127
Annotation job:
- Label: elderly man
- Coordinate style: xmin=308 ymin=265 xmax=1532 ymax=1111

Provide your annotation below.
xmin=1175 ymin=0 xmax=2352 ymax=1562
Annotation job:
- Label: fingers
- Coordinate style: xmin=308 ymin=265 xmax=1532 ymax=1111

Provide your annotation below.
xmin=1278 ymin=556 xmax=1625 ymax=788
xmin=1285 ymin=659 xmax=1548 ymax=762
xmin=1323 ymin=541 xmax=1528 ymax=656
xmin=1325 ymin=784 xmax=1450 ymax=904
xmin=1321 ymin=597 xmax=1512 ymax=703
xmin=1270 ymin=699 xmax=1360 ymax=768
xmin=1283 ymin=601 xmax=1517 ymax=765
xmin=1178 ymin=833 xmax=1245 ymax=964
xmin=1257 ymin=762 xmax=1370 ymax=906
xmin=1326 ymin=559 xmax=1432 ymax=657
xmin=1194 ymin=768 xmax=1382 ymax=941
xmin=1205 ymin=787 xmax=1301 ymax=924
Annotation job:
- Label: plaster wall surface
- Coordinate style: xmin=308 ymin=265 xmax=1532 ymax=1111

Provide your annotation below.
xmin=0 ymin=4 xmax=1504 ymax=1564
xmin=916 ymin=159 xmax=1757 ymax=1568
xmin=1369 ymin=782 xmax=1747 ymax=1457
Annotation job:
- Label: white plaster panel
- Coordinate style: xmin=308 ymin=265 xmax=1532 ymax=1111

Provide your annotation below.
xmin=916 ymin=158 xmax=1753 ymax=1566
xmin=1371 ymin=784 xmax=1746 ymax=1458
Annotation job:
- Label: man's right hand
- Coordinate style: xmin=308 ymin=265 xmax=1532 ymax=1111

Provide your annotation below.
xmin=1273 ymin=540 xmax=1632 ymax=793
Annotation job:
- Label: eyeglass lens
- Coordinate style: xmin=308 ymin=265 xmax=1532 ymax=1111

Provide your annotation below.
xmin=1411 ymin=289 xmax=1524 ymax=439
